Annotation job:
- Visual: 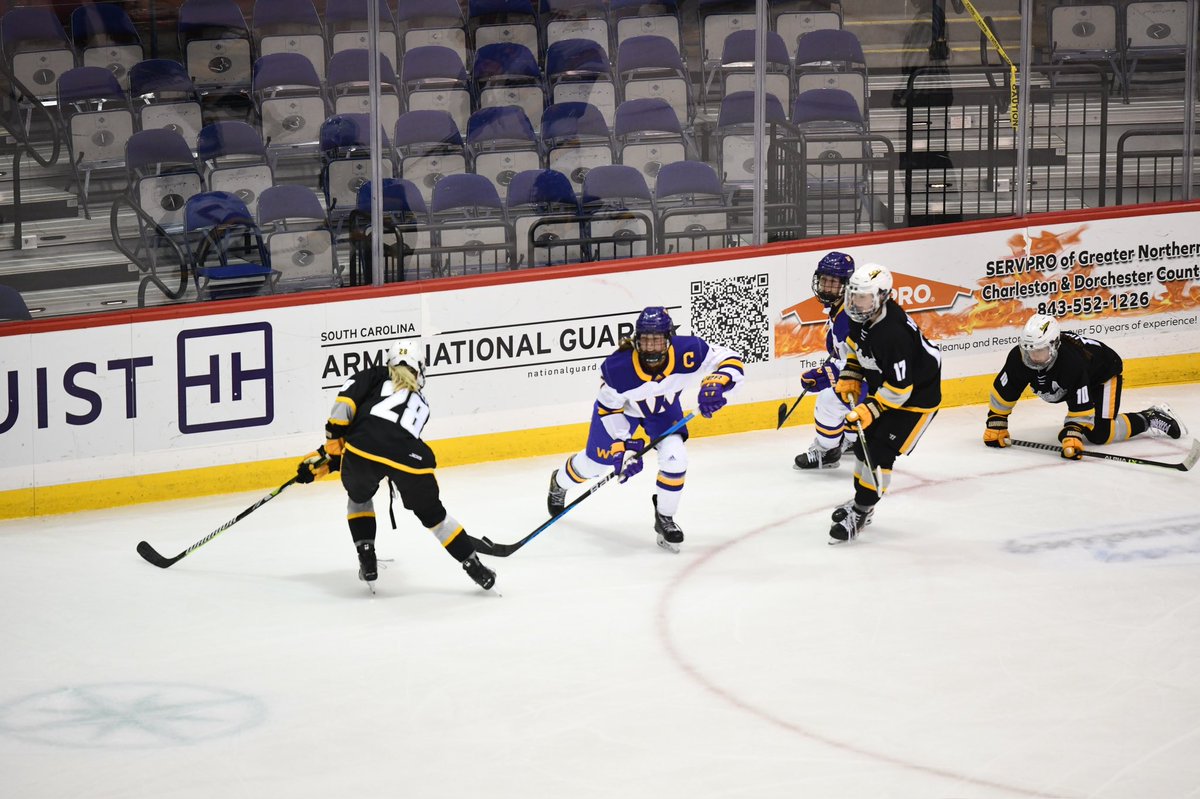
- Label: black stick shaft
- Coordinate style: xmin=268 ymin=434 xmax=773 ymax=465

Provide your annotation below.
xmin=776 ymin=390 xmax=808 ymax=429
xmin=136 ymin=476 xmax=301 ymax=569
xmin=1010 ymin=438 xmax=1199 ymax=471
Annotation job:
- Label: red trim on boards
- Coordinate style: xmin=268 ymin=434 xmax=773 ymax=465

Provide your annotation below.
xmin=3 ymin=199 xmax=1199 ymax=337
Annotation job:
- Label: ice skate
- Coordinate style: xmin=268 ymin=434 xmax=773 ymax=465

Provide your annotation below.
xmin=828 ymin=500 xmax=873 ymax=544
xmin=794 ymin=442 xmax=841 ymax=470
xmin=652 ymin=496 xmax=683 ymax=553
xmin=461 ymin=553 xmax=496 ymax=590
xmin=547 ymin=469 xmax=567 ymax=516
xmin=356 ymin=541 xmax=378 ymax=582
xmin=1144 ymin=404 xmax=1187 ymax=439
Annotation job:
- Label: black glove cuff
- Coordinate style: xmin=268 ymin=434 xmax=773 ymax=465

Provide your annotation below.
xmin=1058 ymin=423 xmax=1087 ymax=442
xmin=841 ymin=363 xmax=866 ymax=382
xmin=986 ymin=412 xmax=1009 ymax=430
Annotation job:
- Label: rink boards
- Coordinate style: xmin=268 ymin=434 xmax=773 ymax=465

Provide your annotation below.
xmin=2 ymin=202 xmax=1200 ymax=517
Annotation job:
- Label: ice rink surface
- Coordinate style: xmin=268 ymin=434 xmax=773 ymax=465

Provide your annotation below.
xmin=3 ymin=385 xmax=1200 ymax=799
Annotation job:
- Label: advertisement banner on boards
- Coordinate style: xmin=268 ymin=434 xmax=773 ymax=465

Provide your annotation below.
xmin=1 ymin=207 xmax=1198 ymax=492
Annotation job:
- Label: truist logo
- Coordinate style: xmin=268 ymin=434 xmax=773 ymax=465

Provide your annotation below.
xmin=177 ymin=323 xmax=274 ymax=433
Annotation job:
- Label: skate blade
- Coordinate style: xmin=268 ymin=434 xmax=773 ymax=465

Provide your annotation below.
xmin=656 ymin=536 xmax=681 ymax=554
xmin=793 ymin=461 xmax=840 ymax=471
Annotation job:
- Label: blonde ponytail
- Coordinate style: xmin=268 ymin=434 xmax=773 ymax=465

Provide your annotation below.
xmin=390 ymin=364 xmax=421 ymax=393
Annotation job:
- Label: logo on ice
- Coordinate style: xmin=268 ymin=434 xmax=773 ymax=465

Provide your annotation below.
xmin=177 ymin=323 xmax=274 ymax=433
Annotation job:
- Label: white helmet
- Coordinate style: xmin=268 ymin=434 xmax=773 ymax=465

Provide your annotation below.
xmin=1019 ymin=314 xmax=1061 ymax=370
xmin=844 ymin=263 xmax=893 ymax=323
xmin=387 ymin=340 xmax=426 ymax=389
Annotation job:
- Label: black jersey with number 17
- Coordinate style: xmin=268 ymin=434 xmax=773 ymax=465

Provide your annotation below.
xmin=846 ymin=299 xmax=943 ymax=411
xmin=333 ymin=365 xmax=437 ymax=472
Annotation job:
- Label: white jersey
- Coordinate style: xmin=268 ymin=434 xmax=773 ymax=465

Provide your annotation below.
xmin=595 ymin=334 xmax=744 ymax=439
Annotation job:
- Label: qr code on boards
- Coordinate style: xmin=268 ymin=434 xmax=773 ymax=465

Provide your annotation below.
xmin=689 ymin=274 xmax=769 ymax=363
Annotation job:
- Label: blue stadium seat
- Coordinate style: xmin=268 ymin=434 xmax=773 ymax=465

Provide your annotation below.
xmin=430 ymin=173 xmax=513 ymax=274
xmin=325 ymin=0 xmax=399 ymax=68
xmin=541 ymin=0 xmax=609 ymax=57
xmin=352 ymin=178 xmax=433 ymax=282
xmin=468 ymin=0 xmax=538 ymax=54
xmin=320 ymin=113 xmax=395 ymax=230
xmin=580 ymin=163 xmax=653 ymax=261
xmin=467 ymin=105 xmax=543 ymax=196
xmin=177 ymin=0 xmax=253 ymax=93
xmin=402 ymin=45 xmax=473 ymax=134
xmin=184 ymin=191 xmax=277 ymax=299
xmin=197 ymin=120 xmax=274 ymax=216
xmin=393 ymin=109 xmax=468 ymax=202
xmin=397 ymin=0 xmax=468 ymax=63
xmin=70 ymin=3 xmax=144 ymax=90
xmin=505 ymin=168 xmax=584 ymax=267
xmin=253 ymin=52 xmax=329 ymax=169
xmin=129 ymin=59 xmax=204 ymax=148
xmin=542 ymin=100 xmax=613 ymax=191
xmin=610 ymin=0 xmax=682 ymax=52
xmin=473 ymin=42 xmax=544 ymax=128
xmin=654 ymin=160 xmax=732 ymax=253
xmin=614 ymin=97 xmax=689 ymax=190
xmin=1 ymin=7 xmax=75 ymax=112
xmin=57 ymin=66 xmax=134 ymax=219
xmin=794 ymin=28 xmax=869 ymax=124
xmin=714 ymin=90 xmax=787 ymax=186
xmin=258 ymin=184 xmax=340 ymax=291
xmin=252 ymin=0 xmax=326 ymax=81
xmin=545 ymin=38 xmax=615 ymax=126
xmin=328 ymin=48 xmax=402 ymax=137
xmin=616 ymin=34 xmax=692 ymax=129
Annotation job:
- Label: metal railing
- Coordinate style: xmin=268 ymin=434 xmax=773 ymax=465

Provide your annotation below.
xmin=1116 ymin=129 xmax=1200 ymax=206
xmin=901 ymin=64 xmax=1108 ymax=226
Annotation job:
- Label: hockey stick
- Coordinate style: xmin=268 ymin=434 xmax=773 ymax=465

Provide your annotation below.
xmin=776 ymin=390 xmax=809 ymax=429
xmin=853 ymin=419 xmax=885 ymax=497
xmin=136 ymin=462 xmax=322 ymax=568
xmin=1010 ymin=438 xmax=1200 ymax=472
xmin=477 ymin=413 xmax=697 ymax=558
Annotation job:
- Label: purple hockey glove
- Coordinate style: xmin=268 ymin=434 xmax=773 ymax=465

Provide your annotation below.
xmin=617 ymin=439 xmax=646 ymax=483
xmin=800 ymin=363 xmax=839 ymax=392
xmin=698 ymin=373 xmax=732 ymax=418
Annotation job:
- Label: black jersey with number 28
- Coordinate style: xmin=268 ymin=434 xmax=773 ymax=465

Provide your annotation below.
xmin=338 ymin=365 xmax=437 ymax=471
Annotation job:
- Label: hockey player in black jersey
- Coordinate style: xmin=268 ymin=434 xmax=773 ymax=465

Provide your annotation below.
xmin=829 ymin=263 xmax=943 ymax=543
xmin=985 ymin=314 xmax=1186 ymax=459
xmin=294 ymin=341 xmax=497 ymax=591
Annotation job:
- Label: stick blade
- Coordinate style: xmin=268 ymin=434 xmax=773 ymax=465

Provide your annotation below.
xmin=136 ymin=541 xmax=183 ymax=569
xmin=776 ymin=402 xmax=787 ymax=429
xmin=1181 ymin=439 xmax=1200 ymax=471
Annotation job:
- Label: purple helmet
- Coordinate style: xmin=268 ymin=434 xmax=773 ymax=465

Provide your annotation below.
xmin=812 ymin=251 xmax=855 ymax=306
xmin=634 ymin=306 xmax=674 ymax=370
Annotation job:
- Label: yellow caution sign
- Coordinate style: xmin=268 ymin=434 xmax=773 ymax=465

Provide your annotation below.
xmin=960 ymin=0 xmax=1018 ymax=129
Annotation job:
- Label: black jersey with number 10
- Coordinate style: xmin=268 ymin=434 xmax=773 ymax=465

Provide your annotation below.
xmin=992 ymin=332 xmax=1122 ymax=412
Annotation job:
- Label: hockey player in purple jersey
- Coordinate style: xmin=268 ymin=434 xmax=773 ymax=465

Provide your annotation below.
xmin=794 ymin=251 xmax=861 ymax=470
xmin=546 ymin=306 xmax=744 ymax=552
